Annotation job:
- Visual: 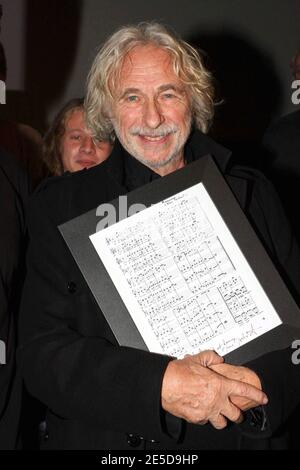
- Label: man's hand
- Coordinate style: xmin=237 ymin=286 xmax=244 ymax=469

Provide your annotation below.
xmin=210 ymin=362 xmax=263 ymax=411
xmin=161 ymin=351 xmax=268 ymax=430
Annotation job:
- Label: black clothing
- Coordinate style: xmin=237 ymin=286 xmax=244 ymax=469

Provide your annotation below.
xmin=263 ymin=110 xmax=300 ymax=243
xmin=18 ymin=130 xmax=300 ymax=449
xmin=0 ymin=148 xmax=29 ymax=449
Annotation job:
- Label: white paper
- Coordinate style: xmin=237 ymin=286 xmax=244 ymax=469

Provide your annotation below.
xmin=90 ymin=183 xmax=282 ymax=358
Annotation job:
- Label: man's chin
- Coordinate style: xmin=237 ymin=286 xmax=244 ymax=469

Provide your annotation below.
xmin=135 ymin=154 xmax=175 ymax=170
xmin=121 ymin=139 xmax=182 ymax=170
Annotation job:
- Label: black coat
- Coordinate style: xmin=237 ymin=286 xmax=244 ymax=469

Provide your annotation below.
xmin=18 ymin=131 xmax=300 ymax=450
xmin=263 ymin=110 xmax=300 ymax=244
xmin=0 ymin=148 xmax=29 ymax=449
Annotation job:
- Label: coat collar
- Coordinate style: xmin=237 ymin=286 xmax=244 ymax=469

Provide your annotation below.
xmin=105 ymin=129 xmax=232 ymax=191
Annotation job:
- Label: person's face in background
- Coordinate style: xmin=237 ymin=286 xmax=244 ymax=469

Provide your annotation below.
xmin=60 ymin=108 xmax=113 ymax=172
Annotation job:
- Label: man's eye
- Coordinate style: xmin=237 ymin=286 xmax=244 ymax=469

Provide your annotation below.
xmin=127 ymin=95 xmax=138 ymax=102
xmin=163 ymin=93 xmax=174 ymax=99
xmin=70 ymin=135 xmax=81 ymax=140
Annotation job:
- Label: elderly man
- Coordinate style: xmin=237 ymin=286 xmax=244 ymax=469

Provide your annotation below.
xmin=19 ymin=23 xmax=300 ymax=450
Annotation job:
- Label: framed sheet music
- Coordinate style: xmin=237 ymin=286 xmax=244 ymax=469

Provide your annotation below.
xmin=59 ymin=155 xmax=300 ymax=365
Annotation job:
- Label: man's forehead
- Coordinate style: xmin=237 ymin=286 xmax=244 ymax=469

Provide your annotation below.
xmin=120 ymin=45 xmax=173 ymax=76
xmin=125 ymin=44 xmax=170 ymax=61
xmin=114 ymin=44 xmax=183 ymax=92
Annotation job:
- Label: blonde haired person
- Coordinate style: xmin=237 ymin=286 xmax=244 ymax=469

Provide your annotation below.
xmin=85 ymin=22 xmax=214 ymax=141
xmin=43 ymin=98 xmax=112 ymax=175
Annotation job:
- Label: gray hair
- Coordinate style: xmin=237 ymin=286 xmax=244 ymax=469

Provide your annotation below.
xmin=85 ymin=22 xmax=215 ymax=140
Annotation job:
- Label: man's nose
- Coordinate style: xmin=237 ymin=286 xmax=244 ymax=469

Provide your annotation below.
xmin=143 ymin=99 xmax=164 ymax=129
xmin=80 ymin=136 xmax=95 ymax=153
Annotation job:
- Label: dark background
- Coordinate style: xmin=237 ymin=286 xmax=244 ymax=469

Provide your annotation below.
xmin=1 ymin=0 xmax=300 ymax=149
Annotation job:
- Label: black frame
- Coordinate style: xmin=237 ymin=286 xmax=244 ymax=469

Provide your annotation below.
xmin=59 ymin=155 xmax=300 ymax=364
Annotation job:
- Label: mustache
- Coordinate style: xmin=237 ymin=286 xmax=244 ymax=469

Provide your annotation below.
xmin=129 ymin=125 xmax=178 ymax=137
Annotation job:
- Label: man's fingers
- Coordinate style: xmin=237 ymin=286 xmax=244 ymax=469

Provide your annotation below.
xmin=210 ymin=363 xmax=262 ymax=390
xmin=193 ymin=350 xmax=224 ymax=367
xmin=231 ymin=380 xmax=268 ymax=406
xmin=231 ymin=395 xmax=255 ymax=411
xmin=221 ymin=401 xmax=243 ymax=423
xmin=209 ymin=414 xmax=227 ymax=430
xmin=202 ymin=350 xmax=224 ymax=366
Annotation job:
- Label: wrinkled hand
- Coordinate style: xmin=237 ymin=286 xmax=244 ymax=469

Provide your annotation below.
xmin=184 ymin=349 xmax=225 ymax=367
xmin=210 ymin=362 xmax=263 ymax=411
xmin=161 ymin=350 xmax=268 ymax=430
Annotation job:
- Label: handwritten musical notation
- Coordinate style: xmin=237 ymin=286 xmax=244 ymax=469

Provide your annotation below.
xmin=90 ymin=183 xmax=281 ymax=358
